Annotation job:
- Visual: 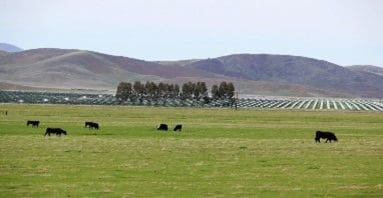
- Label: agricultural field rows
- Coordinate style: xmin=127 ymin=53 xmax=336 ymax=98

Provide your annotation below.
xmin=1 ymin=91 xmax=383 ymax=111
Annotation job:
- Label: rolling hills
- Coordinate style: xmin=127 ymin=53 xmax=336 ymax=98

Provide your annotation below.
xmin=182 ymin=54 xmax=383 ymax=98
xmin=0 ymin=43 xmax=23 ymax=53
xmin=348 ymin=65 xmax=383 ymax=77
xmin=1 ymin=48 xmax=383 ymax=98
xmin=0 ymin=48 xmax=225 ymax=91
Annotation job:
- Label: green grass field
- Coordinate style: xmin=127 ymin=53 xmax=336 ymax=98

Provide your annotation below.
xmin=0 ymin=104 xmax=382 ymax=197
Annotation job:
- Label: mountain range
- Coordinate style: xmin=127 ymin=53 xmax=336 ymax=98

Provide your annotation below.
xmin=0 ymin=43 xmax=23 ymax=53
xmin=0 ymin=46 xmax=383 ymax=98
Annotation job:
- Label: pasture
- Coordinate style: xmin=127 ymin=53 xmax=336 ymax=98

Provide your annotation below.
xmin=0 ymin=104 xmax=382 ymax=197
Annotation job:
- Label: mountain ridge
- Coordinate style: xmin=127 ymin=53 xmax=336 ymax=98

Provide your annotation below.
xmin=0 ymin=43 xmax=23 ymax=52
xmin=348 ymin=65 xmax=383 ymax=77
xmin=1 ymin=48 xmax=382 ymax=98
xmin=182 ymin=54 xmax=383 ymax=97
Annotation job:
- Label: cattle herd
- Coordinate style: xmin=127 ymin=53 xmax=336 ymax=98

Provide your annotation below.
xmin=27 ymin=120 xmax=338 ymax=142
xmin=26 ymin=120 xmax=184 ymax=136
xmin=27 ymin=120 xmax=100 ymax=136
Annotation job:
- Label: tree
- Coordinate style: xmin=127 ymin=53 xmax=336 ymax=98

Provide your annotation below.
xmin=182 ymin=82 xmax=194 ymax=99
xmin=195 ymin=82 xmax=208 ymax=99
xmin=145 ymin=81 xmax=158 ymax=98
xmin=226 ymin=82 xmax=235 ymax=99
xmin=173 ymin=84 xmax=180 ymax=97
xmin=133 ymin=81 xmax=144 ymax=96
xmin=116 ymin=82 xmax=132 ymax=100
xmin=211 ymin=84 xmax=219 ymax=99
xmin=158 ymin=82 xmax=167 ymax=97
xmin=218 ymin=81 xmax=228 ymax=99
xmin=211 ymin=81 xmax=235 ymax=99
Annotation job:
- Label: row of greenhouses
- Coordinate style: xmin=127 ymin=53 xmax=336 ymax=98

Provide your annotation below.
xmin=1 ymin=91 xmax=382 ymax=111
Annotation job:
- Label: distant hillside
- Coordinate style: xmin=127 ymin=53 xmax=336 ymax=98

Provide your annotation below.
xmin=0 ymin=50 xmax=9 ymax=57
xmin=0 ymin=82 xmax=112 ymax=94
xmin=184 ymin=54 xmax=383 ymax=98
xmin=155 ymin=59 xmax=201 ymax=67
xmin=1 ymin=48 xmax=383 ymax=98
xmin=348 ymin=65 xmax=383 ymax=77
xmin=0 ymin=82 xmax=38 ymax=90
xmin=0 ymin=48 xmax=220 ymax=90
xmin=0 ymin=43 xmax=23 ymax=52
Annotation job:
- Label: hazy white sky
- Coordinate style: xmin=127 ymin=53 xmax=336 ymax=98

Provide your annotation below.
xmin=1 ymin=0 xmax=382 ymax=66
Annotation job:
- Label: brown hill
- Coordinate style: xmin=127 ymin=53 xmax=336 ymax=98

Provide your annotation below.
xmin=1 ymin=48 xmax=382 ymax=98
xmin=184 ymin=54 xmax=383 ymax=98
xmin=348 ymin=65 xmax=383 ymax=77
xmin=0 ymin=50 xmax=9 ymax=57
xmin=0 ymin=48 xmax=220 ymax=90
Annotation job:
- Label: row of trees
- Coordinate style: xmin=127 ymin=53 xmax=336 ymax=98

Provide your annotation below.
xmin=116 ymin=81 xmax=180 ymax=100
xmin=116 ymin=81 xmax=235 ymax=101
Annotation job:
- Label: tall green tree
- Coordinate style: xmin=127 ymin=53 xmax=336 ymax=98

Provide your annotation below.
xmin=116 ymin=82 xmax=132 ymax=100
xmin=211 ymin=81 xmax=235 ymax=99
xmin=211 ymin=84 xmax=219 ymax=99
xmin=218 ymin=81 xmax=228 ymax=99
xmin=173 ymin=84 xmax=180 ymax=97
xmin=158 ymin=82 xmax=167 ymax=97
xmin=195 ymin=82 xmax=208 ymax=99
xmin=182 ymin=82 xmax=194 ymax=99
xmin=226 ymin=82 xmax=235 ymax=99
xmin=133 ymin=81 xmax=144 ymax=96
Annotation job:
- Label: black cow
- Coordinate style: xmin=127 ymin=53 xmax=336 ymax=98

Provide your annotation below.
xmin=85 ymin=121 xmax=93 ymax=128
xmin=89 ymin=122 xmax=99 ymax=130
xmin=27 ymin=120 xmax=40 ymax=128
xmin=85 ymin=121 xmax=99 ymax=129
xmin=315 ymin=131 xmax=338 ymax=143
xmin=157 ymin=124 xmax=168 ymax=131
xmin=173 ymin=124 xmax=182 ymax=132
xmin=45 ymin=128 xmax=67 ymax=136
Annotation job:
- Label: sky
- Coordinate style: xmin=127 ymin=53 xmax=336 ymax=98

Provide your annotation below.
xmin=1 ymin=0 xmax=383 ymax=66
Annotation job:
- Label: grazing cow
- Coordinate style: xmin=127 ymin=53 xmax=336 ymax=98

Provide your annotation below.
xmin=157 ymin=124 xmax=168 ymax=131
xmin=315 ymin=131 xmax=338 ymax=143
xmin=89 ymin=122 xmax=99 ymax=130
xmin=85 ymin=121 xmax=93 ymax=128
xmin=85 ymin=121 xmax=99 ymax=130
xmin=27 ymin=120 xmax=40 ymax=128
xmin=173 ymin=124 xmax=182 ymax=132
xmin=45 ymin=128 xmax=67 ymax=136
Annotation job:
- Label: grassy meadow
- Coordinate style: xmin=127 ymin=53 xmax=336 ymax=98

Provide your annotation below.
xmin=0 ymin=104 xmax=382 ymax=197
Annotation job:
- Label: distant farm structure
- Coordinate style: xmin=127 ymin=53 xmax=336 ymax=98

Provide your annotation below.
xmin=1 ymin=90 xmax=382 ymax=111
